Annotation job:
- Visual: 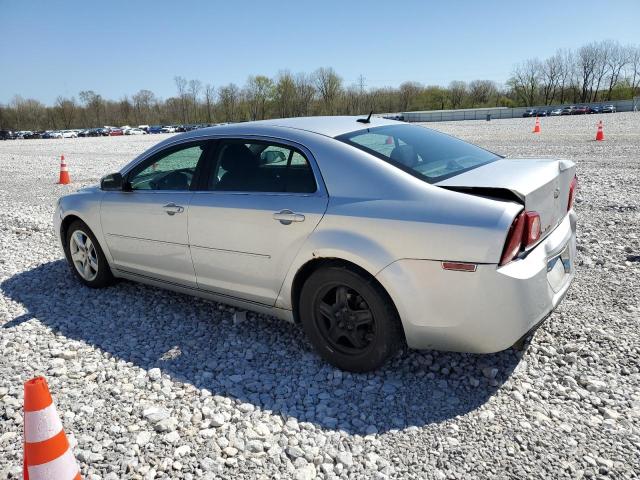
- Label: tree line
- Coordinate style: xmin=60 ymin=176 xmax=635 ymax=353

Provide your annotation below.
xmin=2 ymin=40 xmax=639 ymax=131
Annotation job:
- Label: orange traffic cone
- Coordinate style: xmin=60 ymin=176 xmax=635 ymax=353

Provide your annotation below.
xmin=23 ymin=377 xmax=81 ymax=480
xmin=58 ymin=155 xmax=71 ymax=184
xmin=533 ymin=117 xmax=541 ymax=133
xmin=595 ymin=120 xmax=604 ymax=141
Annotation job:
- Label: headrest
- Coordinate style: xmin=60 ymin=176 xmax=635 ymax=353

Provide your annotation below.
xmin=390 ymin=145 xmax=418 ymax=167
xmin=220 ymin=144 xmax=258 ymax=173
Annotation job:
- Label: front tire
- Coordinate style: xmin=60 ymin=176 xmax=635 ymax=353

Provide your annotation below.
xmin=63 ymin=220 xmax=115 ymax=288
xmin=299 ymin=265 xmax=403 ymax=372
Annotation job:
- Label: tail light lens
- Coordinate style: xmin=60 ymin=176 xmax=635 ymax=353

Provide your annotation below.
xmin=523 ymin=211 xmax=541 ymax=245
xmin=499 ymin=211 xmax=541 ymax=266
xmin=567 ymin=176 xmax=578 ymax=211
xmin=500 ymin=212 xmax=525 ymax=266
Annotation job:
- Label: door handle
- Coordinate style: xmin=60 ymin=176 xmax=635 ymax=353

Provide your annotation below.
xmin=163 ymin=203 xmax=184 ymax=216
xmin=273 ymin=209 xmax=305 ymax=225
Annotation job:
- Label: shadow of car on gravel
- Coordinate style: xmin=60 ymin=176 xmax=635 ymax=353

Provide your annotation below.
xmin=2 ymin=260 xmax=525 ymax=435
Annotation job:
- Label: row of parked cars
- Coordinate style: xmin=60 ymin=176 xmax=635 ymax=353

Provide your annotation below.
xmin=0 ymin=123 xmax=228 ymax=140
xmin=523 ymin=104 xmax=617 ymax=117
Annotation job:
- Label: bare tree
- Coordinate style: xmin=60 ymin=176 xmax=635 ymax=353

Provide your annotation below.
xmin=448 ymin=81 xmax=467 ymax=109
xmin=590 ymin=40 xmax=614 ymax=102
xmin=54 ymin=96 xmax=76 ymax=128
xmin=577 ymin=43 xmax=599 ymax=102
xmin=245 ymin=75 xmax=274 ymax=120
xmin=313 ymin=67 xmax=342 ymax=114
xmin=398 ymin=81 xmax=422 ymax=111
xmin=629 ymin=45 xmax=640 ymax=96
xmin=79 ymin=90 xmax=103 ymax=126
xmin=293 ymin=73 xmax=315 ymax=116
xmin=468 ymin=80 xmax=498 ymax=106
xmin=605 ymin=42 xmax=629 ymax=100
xmin=132 ymin=90 xmax=155 ymax=124
xmin=508 ymin=60 xmax=541 ymax=106
xmin=174 ymin=76 xmax=188 ymax=123
xmin=119 ymin=96 xmax=133 ymax=125
xmin=203 ymin=84 xmax=215 ymax=123
xmin=273 ymin=71 xmax=296 ymax=118
xmin=540 ymin=55 xmax=562 ymax=104
xmin=188 ymin=79 xmax=202 ymax=122
xmin=218 ymin=83 xmax=240 ymax=122
xmin=556 ymin=49 xmax=573 ymax=104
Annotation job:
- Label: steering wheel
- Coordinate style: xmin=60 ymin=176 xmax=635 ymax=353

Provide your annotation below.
xmin=154 ymin=171 xmax=192 ymax=190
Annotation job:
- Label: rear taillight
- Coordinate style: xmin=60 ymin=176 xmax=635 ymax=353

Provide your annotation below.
xmin=523 ymin=211 xmax=541 ymax=246
xmin=567 ymin=176 xmax=578 ymax=211
xmin=499 ymin=211 xmax=541 ymax=266
xmin=500 ymin=212 xmax=525 ymax=266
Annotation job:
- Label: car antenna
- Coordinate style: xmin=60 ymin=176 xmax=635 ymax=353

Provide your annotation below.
xmin=357 ymin=111 xmax=374 ymax=124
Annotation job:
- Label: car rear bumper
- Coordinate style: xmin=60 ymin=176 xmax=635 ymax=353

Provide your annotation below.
xmin=376 ymin=211 xmax=577 ymax=353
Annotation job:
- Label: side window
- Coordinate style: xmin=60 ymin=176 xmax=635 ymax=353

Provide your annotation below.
xmin=128 ymin=143 xmax=206 ymax=191
xmin=209 ymin=141 xmax=317 ymax=194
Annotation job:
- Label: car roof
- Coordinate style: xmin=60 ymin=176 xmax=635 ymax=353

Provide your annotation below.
xmin=190 ymin=115 xmax=402 ymax=139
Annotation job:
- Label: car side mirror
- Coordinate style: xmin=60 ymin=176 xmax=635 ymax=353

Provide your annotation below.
xmin=100 ymin=172 xmax=128 ymax=191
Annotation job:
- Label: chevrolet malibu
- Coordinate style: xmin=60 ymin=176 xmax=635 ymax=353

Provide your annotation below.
xmin=54 ymin=116 xmax=577 ymax=372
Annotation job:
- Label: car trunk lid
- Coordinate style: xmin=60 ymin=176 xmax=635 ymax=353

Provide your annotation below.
xmin=436 ymin=158 xmax=576 ymax=244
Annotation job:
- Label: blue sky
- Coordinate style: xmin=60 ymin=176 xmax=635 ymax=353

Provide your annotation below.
xmin=2 ymin=0 xmax=639 ymax=104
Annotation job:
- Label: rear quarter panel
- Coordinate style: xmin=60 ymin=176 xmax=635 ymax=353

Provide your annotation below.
xmin=275 ymin=137 xmax=522 ymax=310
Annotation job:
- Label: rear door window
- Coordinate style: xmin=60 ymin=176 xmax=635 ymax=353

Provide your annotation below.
xmin=207 ymin=140 xmax=317 ymax=194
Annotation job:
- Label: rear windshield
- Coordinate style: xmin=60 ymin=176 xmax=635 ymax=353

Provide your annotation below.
xmin=336 ymin=124 xmax=500 ymax=183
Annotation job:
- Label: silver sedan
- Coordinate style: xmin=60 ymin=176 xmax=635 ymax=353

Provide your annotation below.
xmin=54 ymin=116 xmax=577 ymax=371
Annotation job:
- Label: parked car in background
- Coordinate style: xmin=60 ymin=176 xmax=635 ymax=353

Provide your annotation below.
xmin=109 ymin=129 xmax=124 ymax=136
xmin=602 ymin=104 xmax=616 ymax=113
xmin=522 ymin=109 xmax=538 ymax=117
xmin=550 ymin=108 xmax=563 ymax=116
xmin=138 ymin=125 xmax=150 ymax=132
xmin=537 ymin=109 xmax=549 ymax=117
xmin=561 ymin=106 xmax=576 ymax=115
xmin=126 ymin=128 xmax=148 ymax=135
xmin=62 ymin=130 xmax=78 ymax=138
xmin=55 ymin=116 xmax=577 ymax=371
xmin=23 ymin=131 xmax=43 ymax=139
xmin=0 ymin=130 xmax=15 ymax=140
xmin=161 ymin=125 xmax=177 ymax=133
xmin=587 ymin=105 xmax=602 ymax=114
xmin=572 ymin=105 xmax=589 ymax=115
xmin=49 ymin=131 xmax=64 ymax=139
xmin=148 ymin=125 xmax=164 ymax=134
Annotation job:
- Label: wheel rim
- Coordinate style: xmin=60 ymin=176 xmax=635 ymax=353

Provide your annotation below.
xmin=69 ymin=230 xmax=98 ymax=281
xmin=314 ymin=284 xmax=376 ymax=356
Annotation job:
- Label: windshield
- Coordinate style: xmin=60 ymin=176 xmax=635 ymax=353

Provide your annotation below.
xmin=336 ymin=124 xmax=500 ymax=183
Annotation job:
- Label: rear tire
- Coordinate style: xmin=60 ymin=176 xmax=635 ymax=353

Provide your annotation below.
xmin=299 ymin=265 xmax=403 ymax=372
xmin=63 ymin=220 xmax=115 ymax=288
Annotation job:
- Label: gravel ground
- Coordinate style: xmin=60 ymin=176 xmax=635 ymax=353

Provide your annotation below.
xmin=0 ymin=113 xmax=639 ymax=479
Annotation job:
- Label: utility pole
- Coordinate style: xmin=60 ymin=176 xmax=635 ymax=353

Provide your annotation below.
xmin=357 ymin=75 xmax=367 ymax=114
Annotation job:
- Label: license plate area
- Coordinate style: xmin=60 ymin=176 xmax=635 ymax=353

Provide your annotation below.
xmin=547 ymin=242 xmax=572 ymax=293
